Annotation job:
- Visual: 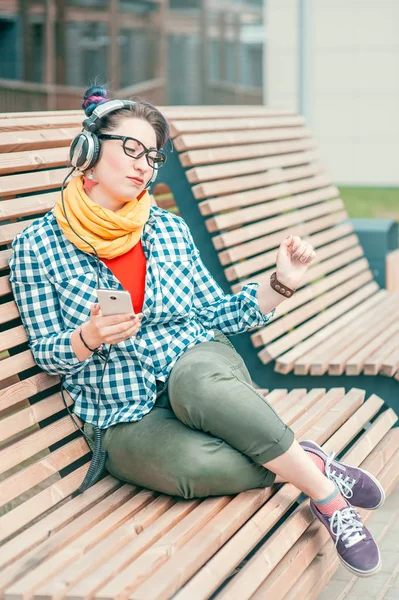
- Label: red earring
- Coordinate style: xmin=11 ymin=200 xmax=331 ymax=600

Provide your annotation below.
xmin=83 ymin=170 xmax=98 ymax=193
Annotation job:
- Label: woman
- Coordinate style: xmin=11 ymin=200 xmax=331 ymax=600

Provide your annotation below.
xmin=9 ymin=87 xmax=384 ymax=577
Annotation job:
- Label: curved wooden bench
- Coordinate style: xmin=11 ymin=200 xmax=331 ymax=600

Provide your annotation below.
xmin=1 ymin=108 xmax=398 ymax=599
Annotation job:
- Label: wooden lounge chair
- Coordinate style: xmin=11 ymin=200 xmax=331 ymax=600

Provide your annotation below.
xmin=0 ymin=108 xmax=398 ymax=599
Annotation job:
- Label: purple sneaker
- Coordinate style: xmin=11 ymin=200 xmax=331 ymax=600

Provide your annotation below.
xmin=310 ymin=501 xmax=381 ymax=577
xmin=300 ymin=440 xmax=385 ymax=510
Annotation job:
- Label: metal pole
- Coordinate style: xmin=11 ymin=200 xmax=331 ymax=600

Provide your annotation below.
xmin=298 ymin=0 xmax=312 ymax=123
xmin=45 ymin=0 xmax=56 ymax=110
xmin=108 ymin=0 xmax=120 ymax=91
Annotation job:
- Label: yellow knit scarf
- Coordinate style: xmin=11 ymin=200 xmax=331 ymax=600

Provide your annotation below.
xmin=53 ymin=176 xmax=151 ymax=259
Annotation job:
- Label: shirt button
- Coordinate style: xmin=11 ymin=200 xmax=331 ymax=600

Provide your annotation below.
xmin=136 ymin=335 xmax=141 ymax=340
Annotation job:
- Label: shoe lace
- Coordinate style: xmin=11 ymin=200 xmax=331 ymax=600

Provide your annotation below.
xmin=330 ymin=506 xmax=366 ymax=548
xmin=325 ymin=451 xmax=357 ymax=499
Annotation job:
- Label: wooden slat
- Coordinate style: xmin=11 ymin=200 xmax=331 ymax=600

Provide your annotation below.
xmin=202 ymin=169 xmax=329 ymax=217
xmin=170 ymin=116 xmax=304 ymax=136
xmin=0 ymin=249 xmax=13 ymax=270
xmin=276 ymin=290 xmax=387 ymax=375
xmin=0 ymin=324 xmax=28 ymax=353
xmin=173 ymin=126 xmax=310 ymax=153
xmin=364 ymin=330 xmax=399 ymax=375
xmin=0 ymin=127 xmax=79 ymax=152
xmin=0 ymin=274 xmax=11 ymax=297
xmin=0 ymin=437 xmax=89 ymax=508
xmin=0 ymin=147 xmax=69 ymax=175
xmin=0 ymin=115 xmax=82 ymax=133
xmin=0 ymin=300 xmax=19 ymax=325
xmin=185 ymin=141 xmax=317 ymax=181
xmin=219 ymin=209 xmax=349 ymax=265
xmin=0 ymin=372 xmax=59 ymax=413
xmin=386 ymin=248 xmax=399 ymax=292
xmin=0 ymin=167 xmax=69 ymax=198
xmin=0 ymin=191 xmax=58 ymax=223
xmin=180 ymin=136 xmax=314 ymax=168
xmin=269 ymin=388 xmax=307 ymax=412
xmin=1 ymin=217 xmax=40 ymax=244
xmin=0 ymin=110 xmax=81 ymax=121
xmin=0 ymin=349 xmax=36 ymax=382
xmin=380 ymin=345 xmax=399 ymax=377
xmin=262 ymin=389 xmax=288 ymax=406
xmin=163 ymin=107 xmax=293 ymax=120
xmin=258 ymin=281 xmax=379 ymax=363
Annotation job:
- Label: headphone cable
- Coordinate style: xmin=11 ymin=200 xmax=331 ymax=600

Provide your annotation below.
xmin=59 ymin=167 xmax=111 ymax=495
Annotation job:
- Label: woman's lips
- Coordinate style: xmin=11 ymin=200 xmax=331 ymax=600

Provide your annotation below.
xmin=127 ymin=176 xmax=144 ymax=185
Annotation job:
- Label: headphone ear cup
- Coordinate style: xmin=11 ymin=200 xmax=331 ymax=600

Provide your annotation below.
xmin=151 ymin=169 xmax=158 ymax=184
xmin=69 ymin=133 xmax=87 ymax=169
xmin=85 ymin=134 xmax=101 ymax=171
xmin=69 ymin=131 xmax=101 ymax=171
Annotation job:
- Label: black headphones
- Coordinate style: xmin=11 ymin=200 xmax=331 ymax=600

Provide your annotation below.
xmin=69 ymin=99 xmax=158 ymax=187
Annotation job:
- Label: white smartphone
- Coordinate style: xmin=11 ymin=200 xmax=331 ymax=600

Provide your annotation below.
xmin=97 ymin=289 xmax=134 ymax=316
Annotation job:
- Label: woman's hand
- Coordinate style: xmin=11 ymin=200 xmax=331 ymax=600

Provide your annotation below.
xmin=275 ymin=235 xmax=316 ymax=291
xmin=82 ymin=303 xmax=143 ymax=348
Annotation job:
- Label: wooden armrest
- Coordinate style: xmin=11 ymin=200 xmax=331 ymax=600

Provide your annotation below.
xmin=386 ymin=248 xmax=399 ymax=291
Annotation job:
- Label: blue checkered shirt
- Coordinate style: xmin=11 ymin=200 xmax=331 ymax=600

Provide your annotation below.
xmin=9 ymin=206 xmax=274 ymax=428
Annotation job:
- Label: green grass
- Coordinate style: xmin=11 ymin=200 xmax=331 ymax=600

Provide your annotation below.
xmin=339 ymin=187 xmax=399 ymax=222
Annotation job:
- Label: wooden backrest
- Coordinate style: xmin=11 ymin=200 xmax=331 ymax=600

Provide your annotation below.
xmin=163 ymin=109 xmax=379 ymax=371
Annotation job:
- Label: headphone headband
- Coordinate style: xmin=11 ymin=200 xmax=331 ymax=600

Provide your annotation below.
xmin=82 ymin=99 xmax=137 ymax=133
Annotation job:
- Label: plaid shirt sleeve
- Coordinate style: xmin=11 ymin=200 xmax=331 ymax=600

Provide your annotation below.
xmin=9 ymin=233 xmax=93 ymax=375
xmin=184 ymin=225 xmax=275 ymax=334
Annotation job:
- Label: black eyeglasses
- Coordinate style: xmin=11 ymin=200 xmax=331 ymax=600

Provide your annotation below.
xmin=98 ymin=134 xmax=167 ymax=169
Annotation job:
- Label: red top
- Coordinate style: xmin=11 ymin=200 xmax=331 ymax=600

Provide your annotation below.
xmin=100 ymin=240 xmax=147 ymax=314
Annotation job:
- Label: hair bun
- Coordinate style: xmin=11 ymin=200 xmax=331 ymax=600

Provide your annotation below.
xmin=82 ymin=86 xmax=109 ymax=117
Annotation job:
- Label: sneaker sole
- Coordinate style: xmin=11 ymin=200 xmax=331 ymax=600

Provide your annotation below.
xmin=339 ymin=553 xmax=382 ymax=578
xmin=309 ymin=503 xmax=382 ymax=578
xmin=303 ymin=440 xmax=385 ymax=510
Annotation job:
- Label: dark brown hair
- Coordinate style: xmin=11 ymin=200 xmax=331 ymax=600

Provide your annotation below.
xmin=82 ymin=86 xmax=170 ymax=149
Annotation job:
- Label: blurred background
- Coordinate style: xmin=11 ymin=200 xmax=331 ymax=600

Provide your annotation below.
xmin=0 ymin=0 xmax=397 ymax=218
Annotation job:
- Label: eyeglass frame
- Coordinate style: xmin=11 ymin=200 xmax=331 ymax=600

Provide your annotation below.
xmin=97 ymin=134 xmax=167 ymax=169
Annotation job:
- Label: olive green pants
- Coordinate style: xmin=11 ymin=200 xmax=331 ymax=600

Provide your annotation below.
xmin=88 ymin=331 xmax=295 ymax=499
